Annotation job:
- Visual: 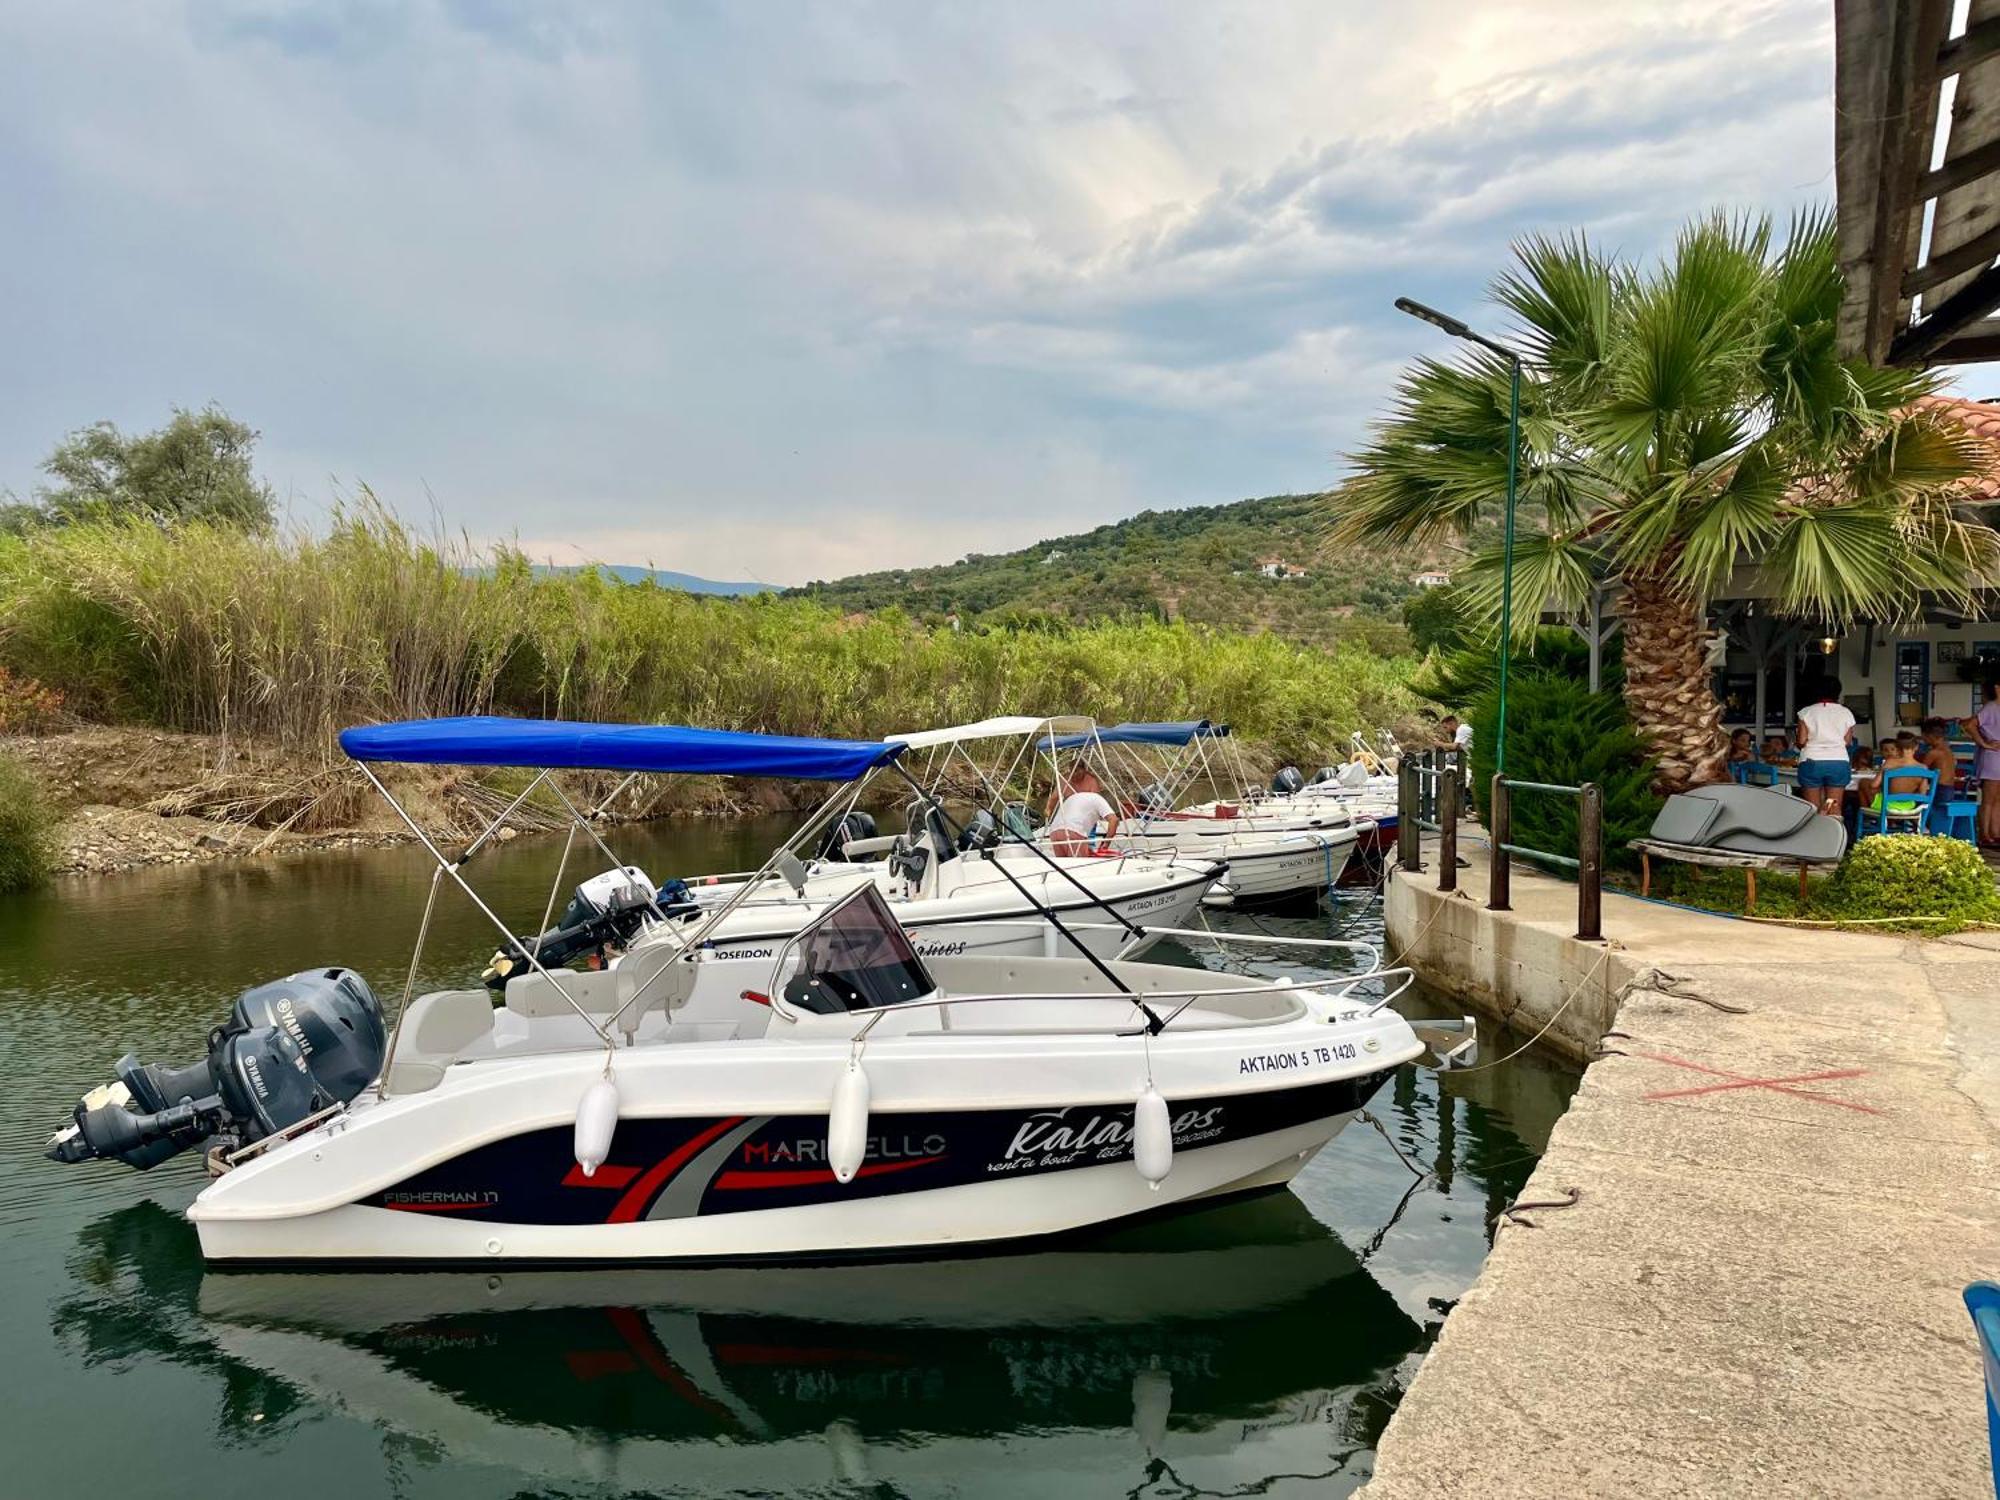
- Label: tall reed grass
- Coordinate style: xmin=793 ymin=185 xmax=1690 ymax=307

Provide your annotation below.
xmin=0 ymin=507 xmax=1422 ymax=764
xmin=0 ymin=750 xmax=54 ymax=890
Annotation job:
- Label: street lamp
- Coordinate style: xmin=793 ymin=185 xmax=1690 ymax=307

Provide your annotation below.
xmin=1394 ymin=296 xmax=1524 ymax=777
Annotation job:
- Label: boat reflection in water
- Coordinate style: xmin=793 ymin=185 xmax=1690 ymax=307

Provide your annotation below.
xmin=61 ymin=1192 xmax=1423 ymax=1495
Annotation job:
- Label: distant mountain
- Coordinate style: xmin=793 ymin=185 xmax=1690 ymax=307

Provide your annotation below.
xmin=788 ymin=492 xmax=1456 ymax=650
xmin=534 ymin=563 xmax=778 ymax=596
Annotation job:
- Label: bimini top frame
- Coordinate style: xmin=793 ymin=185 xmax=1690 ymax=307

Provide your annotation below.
xmin=1036 ymin=719 xmax=1231 ymax=824
xmin=344 ymin=714 xmax=1180 ymax=1089
xmin=343 ymin=716 xmax=914 ymax=1094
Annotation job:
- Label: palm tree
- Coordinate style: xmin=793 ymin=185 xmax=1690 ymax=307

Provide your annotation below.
xmin=1334 ymin=212 xmax=2000 ymax=791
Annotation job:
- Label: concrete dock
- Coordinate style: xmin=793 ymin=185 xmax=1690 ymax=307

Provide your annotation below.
xmin=1364 ymin=840 xmax=2000 ymax=1498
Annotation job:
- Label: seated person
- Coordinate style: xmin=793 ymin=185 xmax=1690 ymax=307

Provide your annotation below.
xmin=1726 ymin=728 xmax=1755 ymax=765
xmin=1760 ymin=733 xmax=1796 ymax=766
xmin=1044 ymin=765 xmax=1118 ymax=856
xmin=1868 ymin=736 xmax=1932 ymax=822
xmin=1919 ymin=717 xmax=1959 ymax=796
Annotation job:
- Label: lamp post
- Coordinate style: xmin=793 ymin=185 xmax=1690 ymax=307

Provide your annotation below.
xmin=1394 ymin=296 xmax=1523 ymax=777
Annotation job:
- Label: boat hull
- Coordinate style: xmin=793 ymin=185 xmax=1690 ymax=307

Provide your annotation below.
xmin=192 ymin=1076 xmax=1390 ymax=1265
xmin=1201 ymin=837 xmax=1357 ymax=909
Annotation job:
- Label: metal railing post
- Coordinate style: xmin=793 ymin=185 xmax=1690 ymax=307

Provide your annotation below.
xmin=1488 ymin=774 xmax=1511 ymax=912
xmin=1577 ymin=780 xmax=1603 ymax=941
xmin=1397 ymin=759 xmax=1422 ymax=872
xmin=1437 ymin=755 xmax=1459 ymax=893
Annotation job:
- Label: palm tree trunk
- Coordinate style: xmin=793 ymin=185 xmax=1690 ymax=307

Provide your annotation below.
xmin=1619 ymin=571 xmax=1726 ymax=792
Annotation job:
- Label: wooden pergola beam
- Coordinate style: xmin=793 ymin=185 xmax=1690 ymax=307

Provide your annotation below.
xmin=1924 ymin=328 xmax=2000 ymax=361
xmin=1836 ymin=0 xmax=1966 ymax=362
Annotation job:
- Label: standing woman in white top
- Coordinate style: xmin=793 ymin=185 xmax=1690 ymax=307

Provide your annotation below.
xmin=1793 ymin=677 xmax=1857 ymax=816
xmin=1045 ymin=764 xmax=1119 ymax=857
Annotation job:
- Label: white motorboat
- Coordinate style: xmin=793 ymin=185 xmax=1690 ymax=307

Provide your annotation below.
xmin=602 ymin=713 xmax=1227 ymax=966
xmin=1176 ymin=731 xmax=1404 ymax=879
xmin=650 ymin=814 xmax=1220 ymax=965
xmin=47 ymin=716 xmax=1458 ymax=1268
xmin=1035 ymin=721 xmax=1373 ymax=907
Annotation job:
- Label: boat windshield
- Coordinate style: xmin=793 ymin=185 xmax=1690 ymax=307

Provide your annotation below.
xmin=782 ymin=883 xmax=937 ymax=1015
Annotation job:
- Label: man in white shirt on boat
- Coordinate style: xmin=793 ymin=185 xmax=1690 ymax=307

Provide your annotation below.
xmin=1046 ymin=765 xmax=1119 ymax=856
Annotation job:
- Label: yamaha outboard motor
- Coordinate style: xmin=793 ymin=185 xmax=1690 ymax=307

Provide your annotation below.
xmin=46 ymin=968 xmax=386 ymax=1172
xmin=1270 ymin=765 xmax=1305 ymax=796
xmin=819 ymin=810 xmax=879 ymax=862
xmin=484 ymin=865 xmax=685 ymax=990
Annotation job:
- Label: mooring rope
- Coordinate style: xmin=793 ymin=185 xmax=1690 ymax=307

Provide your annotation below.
xmin=1498 ymin=1185 xmax=1581 ymax=1231
xmin=1445 ymin=944 xmax=1614 ymax=1076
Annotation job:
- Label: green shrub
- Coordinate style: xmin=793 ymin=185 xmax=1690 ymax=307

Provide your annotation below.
xmin=1464 ymin=668 xmax=1661 ymax=872
xmin=1813 ymin=835 xmax=2000 ymax=932
xmin=0 ymin=751 xmax=55 ymax=892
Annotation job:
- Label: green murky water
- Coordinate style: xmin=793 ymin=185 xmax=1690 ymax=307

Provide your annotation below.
xmin=0 ymin=821 xmax=1577 ymax=1498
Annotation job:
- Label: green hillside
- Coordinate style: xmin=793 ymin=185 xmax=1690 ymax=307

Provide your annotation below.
xmin=789 ymin=492 xmax=1452 ymax=649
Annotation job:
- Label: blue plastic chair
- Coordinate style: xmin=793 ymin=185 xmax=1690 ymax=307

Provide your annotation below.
xmin=1859 ymin=767 xmax=1939 ymax=837
xmin=1964 ymin=1282 xmax=2000 ymax=1497
xmin=1934 ymin=794 xmax=1980 ymax=844
xmin=1731 ymin=761 xmax=1781 ymax=787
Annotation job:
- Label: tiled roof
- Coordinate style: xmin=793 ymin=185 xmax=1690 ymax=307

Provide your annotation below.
xmin=1909 ymin=394 xmax=2000 ymax=502
xmin=1783 ymin=396 xmax=2000 ymax=507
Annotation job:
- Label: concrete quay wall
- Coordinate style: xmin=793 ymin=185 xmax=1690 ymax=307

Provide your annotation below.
xmin=1366 ymin=840 xmax=2000 ymax=1498
xmin=1383 ymin=854 xmax=1628 ymax=1064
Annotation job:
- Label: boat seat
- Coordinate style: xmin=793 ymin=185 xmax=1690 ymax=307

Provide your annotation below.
xmin=505 ymin=967 xmax=624 ymax=1019
xmin=383 ymin=988 xmax=494 ymax=1096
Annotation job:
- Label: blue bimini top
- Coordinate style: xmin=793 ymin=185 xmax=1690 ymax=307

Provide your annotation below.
xmin=339 ymin=716 xmax=907 ymax=782
xmin=1042 ymin=719 xmax=1215 ymax=752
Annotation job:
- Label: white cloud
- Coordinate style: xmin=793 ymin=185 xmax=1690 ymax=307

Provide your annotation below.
xmin=0 ymin=0 xmax=1850 ymax=580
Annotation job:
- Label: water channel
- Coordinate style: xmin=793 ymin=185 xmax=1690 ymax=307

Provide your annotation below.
xmin=0 ymin=819 xmax=1577 ymax=1498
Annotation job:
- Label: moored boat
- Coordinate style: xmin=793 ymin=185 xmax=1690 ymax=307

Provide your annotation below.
xmin=46 ymin=716 xmax=1449 ymax=1268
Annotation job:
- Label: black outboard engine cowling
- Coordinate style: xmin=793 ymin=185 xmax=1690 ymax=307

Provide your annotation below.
xmin=1270 ymin=765 xmax=1305 ymax=796
xmin=819 ymin=810 xmax=880 ymax=862
xmin=46 ymin=968 xmax=385 ymax=1172
xmin=483 ymin=866 xmax=685 ymax=991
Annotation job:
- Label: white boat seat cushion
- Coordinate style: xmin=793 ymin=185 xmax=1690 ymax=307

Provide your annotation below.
xmin=384 ymin=988 xmax=494 ymax=1095
xmin=505 ymin=967 xmax=624 ymax=1019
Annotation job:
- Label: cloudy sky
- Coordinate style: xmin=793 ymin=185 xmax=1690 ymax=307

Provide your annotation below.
xmin=0 ymin=1 xmax=1947 ymax=583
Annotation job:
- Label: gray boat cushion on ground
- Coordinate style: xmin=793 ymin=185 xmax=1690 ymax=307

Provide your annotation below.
xmin=1648 ymin=784 xmax=1847 ymax=862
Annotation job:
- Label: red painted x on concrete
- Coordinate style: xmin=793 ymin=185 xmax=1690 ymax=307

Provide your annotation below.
xmin=1636 ymin=1052 xmax=1884 ymax=1115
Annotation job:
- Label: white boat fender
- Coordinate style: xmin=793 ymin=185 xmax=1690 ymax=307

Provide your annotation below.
xmin=828 ymin=1061 xmax=872 ymax=1184
xmin=1134 ymin=1086 xmax=1172 ymax=1187
xmin=574 ymin=1073 xmax=619 ymax=1178
xmin=1131 ymin=1366 xmax=1173 ymax=1454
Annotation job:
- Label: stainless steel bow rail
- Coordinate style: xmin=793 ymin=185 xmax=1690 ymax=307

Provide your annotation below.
xmin=1395 ymin=753 xmax=1604 ymax=943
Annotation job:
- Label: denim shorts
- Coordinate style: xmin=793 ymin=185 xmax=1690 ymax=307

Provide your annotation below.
xmin=1796 ymin=758 xmax=1851 ymax=789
